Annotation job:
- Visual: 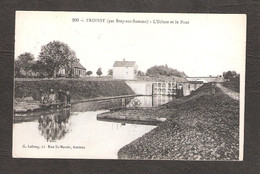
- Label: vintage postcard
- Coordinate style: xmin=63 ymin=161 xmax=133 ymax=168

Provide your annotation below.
xmin=13 ymin=11 xmax=246 ymax=160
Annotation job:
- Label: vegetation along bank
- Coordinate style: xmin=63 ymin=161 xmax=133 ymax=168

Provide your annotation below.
xmin=14 ymin=78 xmax=135 ymax=102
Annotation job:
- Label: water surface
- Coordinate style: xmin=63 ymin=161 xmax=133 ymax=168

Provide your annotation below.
xmin=14 ymin=96 xmax=172 ymax=158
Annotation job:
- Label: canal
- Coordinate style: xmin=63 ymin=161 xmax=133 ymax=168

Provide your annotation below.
xmin=13 ymin=95 xmax=173 ymax=159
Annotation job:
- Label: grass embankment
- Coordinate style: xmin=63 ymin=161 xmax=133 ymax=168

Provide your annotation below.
xmin=222 ymin=80 xmax=240 ymax=93
xmin=118 ymin=83 xmax=239 ymax=160
xmin=14 ymin=79 xmax=135 ymax=102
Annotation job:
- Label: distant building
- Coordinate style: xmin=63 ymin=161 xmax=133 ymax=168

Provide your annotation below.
xmin=186 ymin=76 xmax=225 ymax=83
xmin=58 ymin=61 xmax=86 ymax=77
xmin=72 ymin=61 xmax=86 ymax=77
xmin=113 ymin=59 xmax=138 ymax=80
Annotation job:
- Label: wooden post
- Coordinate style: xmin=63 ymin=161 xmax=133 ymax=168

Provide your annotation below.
xmin=152 ymin=83 xmax=154 ymax=96
xmin=122 ymin=98 xmax=126 ymax=108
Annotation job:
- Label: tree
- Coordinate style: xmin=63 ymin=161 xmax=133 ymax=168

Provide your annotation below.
xmin=15 ymin=52 xmax=35 ymax=77
xmin=137 ymin=70 xmax=145 ymax=76
xmin=86 ymin=71 xmax=93 ymax=76
xmin=146 ymin=65 xmax=186 ymax=77
xmin=31 ymin=60 xmax=49 ymax=77
xmin=223 ymin=71 xmax=239 ymax=81
xmin=38 ymin=41 xmax=78 ymax=77
xmin=108 ymin=69 xmax=113 ymax=76
xmin=14 ymin=60 xmax=22 ymax=77
xmin=96 ymin=68 xmax=102 ymax=76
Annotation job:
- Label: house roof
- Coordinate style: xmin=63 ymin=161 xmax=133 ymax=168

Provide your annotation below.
xmin=72 ymin=61 xmax=86 ymax=70
xmin=113 ymin=60 xmax=136 ymax=67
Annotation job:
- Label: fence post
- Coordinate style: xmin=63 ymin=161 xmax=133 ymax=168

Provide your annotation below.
xmin=122 ymin=98 xmax=126 ymax=108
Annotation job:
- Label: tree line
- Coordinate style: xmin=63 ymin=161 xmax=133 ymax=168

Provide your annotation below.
xmin=144 ymin=65 xmax=187 ymax=77
xmin=15 ymin=41 xmax=106 ymax=78
xmin=15 ymin=41 xmax=78 ymax=78
xmin=222 ymin=71 xmax=239 ymax=81
xmin=15 ymin=41 xmax=187 ymax=79
xmin=16 ymin=43 xmax=238 ymax=80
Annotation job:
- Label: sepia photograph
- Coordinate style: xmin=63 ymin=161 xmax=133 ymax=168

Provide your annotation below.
xmin=13 ymin=11 xmax=246 ymax=160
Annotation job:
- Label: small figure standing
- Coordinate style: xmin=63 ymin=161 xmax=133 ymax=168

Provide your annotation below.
xmin=211 ymin=83 xmax=216 ymax=95
xmin=64 ymin=92 xmax=67 ymax=105
xmin=49 ymin=89 xmax=56 ymax=104
xmin=38 ymin=115 xmax=44 ymax=124
xmin=66 ymin=90 xmax=70 ymax=105
xmin=179 ymin=84 xmax=183 ymax=97
xmin=41 ymin=94 xmax=45 ymax=104
xmin=177 ymin=84 xmax=183 ymax=98
xmin=42 ymin=93 xmax=48 ymax=104
xmin=58 ymin=89 xmax=64 ymax=103
xmin=39 ymin=88 xmax=43 ymax=103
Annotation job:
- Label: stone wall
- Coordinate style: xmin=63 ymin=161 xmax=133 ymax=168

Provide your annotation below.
xmin=125 ymin=81 xmax=153 ymax=95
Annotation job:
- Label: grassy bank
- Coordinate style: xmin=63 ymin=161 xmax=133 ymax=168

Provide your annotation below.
xmin=14 ymin=78 xmax=135 ymax=102
xmin=118 ymin=83 xmax=239 ymax=160
xmin=222 ymin=80 xmax=240 ymax=93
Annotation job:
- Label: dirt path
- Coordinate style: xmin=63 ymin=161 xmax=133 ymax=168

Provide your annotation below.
xmin=216 ymin=83 xmax=239 ymax=101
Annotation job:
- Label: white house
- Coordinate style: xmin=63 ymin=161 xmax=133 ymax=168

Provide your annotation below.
xmin=113 ymin=59 xmax=138 ymax=80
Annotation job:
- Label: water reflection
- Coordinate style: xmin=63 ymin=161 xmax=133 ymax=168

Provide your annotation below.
xmin=20 ymin=96 xmax=174 ymax=143
xmin=38 ymin=108 xmax=71 ymax=142
xmin=71 ymin=98 xmax=132 ymax=112
xmin=14 ymin=109 xmax=156 ymax=158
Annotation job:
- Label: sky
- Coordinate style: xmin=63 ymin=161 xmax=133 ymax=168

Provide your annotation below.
xmin=15 ymin=11 xmax=246 ymax=77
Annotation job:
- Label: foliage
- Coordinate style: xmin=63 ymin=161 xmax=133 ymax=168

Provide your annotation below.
xmin=222 ymin=80 xmax=240 ymax=93
xmin=38 ymin=41 xmax=78 ymax=77
xmin=14 ymin=60 xmax=22 ymax=77
xmin=15 ymin=52 xmax=35 ymax=77
xmin=86 ymin=71 xmax=93 ymax=76
xmin=31 ymin=60 xmax=49 ymax=77
xmin=107 ymin=69 xmax=113 ymax=76
xmin=137 ymin=70 xmax=145 ymax=76
xmin=14 ymin=79 xmax=135 ymax=101
xmin=146 ymin=65 xmax=186 ymax=77
xmin=96 ymin=68 xmax=102 ymax=76
xmin=223 ymin=71 xmax=239 ymax=81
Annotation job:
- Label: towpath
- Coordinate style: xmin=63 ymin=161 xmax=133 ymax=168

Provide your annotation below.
xmin=216 ymin=83 xmax=239 ymax=101
xmin=71 ymin=94 xmax=142 ymax=104
xmin=14 ymin=94 xmax=142 ymax=113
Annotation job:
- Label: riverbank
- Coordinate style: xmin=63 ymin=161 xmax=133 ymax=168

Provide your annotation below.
xmin=14 ymin=78 xmax=135 ymax=113
xmin=97 ymin=108 xmax=169 ymax=124
xmin=118 ymin=83 xmax=239 ymax=160
xmin=222 ymin=80 xmax=240 ymax=93
xmin=15 ymin=78 xmax=135 ymax=101
xmin=14 ymin=94 xmax=140 ymax=116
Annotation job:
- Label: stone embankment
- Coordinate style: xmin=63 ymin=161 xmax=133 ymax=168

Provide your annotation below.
xmin=97 ymin=108 xmax=168 ymax=124
xmin=118 ymin=83 xmax=240 ymax=160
